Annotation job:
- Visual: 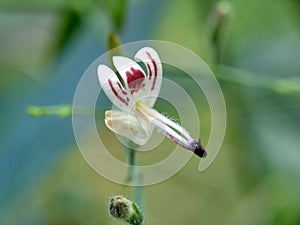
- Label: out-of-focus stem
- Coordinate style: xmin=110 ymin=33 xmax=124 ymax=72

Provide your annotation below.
xmin=27 ymin=105 xmax=72 ymax=118
xmin=217 ymin=66 xmax=300 ymax=97
xmin=208 ymin=1 xmax=232 ymax=64
xmin=27 ymin=105 xmax=98 ymax=118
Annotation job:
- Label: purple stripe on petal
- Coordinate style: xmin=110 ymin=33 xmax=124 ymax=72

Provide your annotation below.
xmin=108 ymin=79 xmax=129 ymax=106
xmin=146 ymin=63 xmax=152 ymax=80
xmin=117 ymin=82 xmax=128 ymax=95
xmin=146 ymin=52 xmax=158 ymax=91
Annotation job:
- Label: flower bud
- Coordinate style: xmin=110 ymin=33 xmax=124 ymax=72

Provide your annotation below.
xmin=109 ymin=195 xmax=144 ymax=225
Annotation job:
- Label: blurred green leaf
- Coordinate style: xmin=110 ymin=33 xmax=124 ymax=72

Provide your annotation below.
xmin=100 ymin=0 xmax=127 ymax=31
xmin=27 ymin=105 xmax=72 ymax=118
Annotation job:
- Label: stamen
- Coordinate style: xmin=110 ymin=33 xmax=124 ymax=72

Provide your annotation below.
xmin=150 ymin=118 xmax=192 ymax=149
xmin=137 ymin=103 xmax=192 ymax=140
xmin=137 ymin=102 xmax=206 ymax=157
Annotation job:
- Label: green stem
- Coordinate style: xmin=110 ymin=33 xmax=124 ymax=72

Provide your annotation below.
xmin=126 ymin=147 xmax=136 ymax=181
xmin=209 ymin=1 xmax=232 ymax=64
xmin=125 ymin=146 xmax=144 ymax=217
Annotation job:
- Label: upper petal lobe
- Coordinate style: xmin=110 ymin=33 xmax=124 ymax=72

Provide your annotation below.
xmin=97 ymin=64 xmax=134 ymax=112
xmin=134 ymin=47 xmax=163 ymax=107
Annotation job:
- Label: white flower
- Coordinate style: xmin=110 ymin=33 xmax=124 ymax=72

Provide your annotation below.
xmin=97 ymin=47 xmax=206 ymax=157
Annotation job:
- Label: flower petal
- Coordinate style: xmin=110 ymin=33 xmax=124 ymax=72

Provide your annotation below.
xmin=134 ymin=47 xmax=162 ymax=107
xmin=97 ymin=65 xmax=134 ymax=112
xmin=105 ymin=110 xmax=153 ymax=146
xmin=112 ymin=56 xmax=147 ymax=97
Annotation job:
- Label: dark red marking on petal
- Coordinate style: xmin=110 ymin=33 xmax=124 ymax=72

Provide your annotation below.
xmin=108 ymin=79 xmax=129 ymax=106
xmin=125 ymin=67 xmax=145 ymax=94
xmin=146 ymin=63 xmax=152 ymax=80
xmin=132 ymin=83 xmax=145 ymax=94
xmin=131 ymin=82 xmax=146 ymax=94
xmin=117 ymin=81 xmax=127 ymax=95
xmin=146 ymin=52 xmax=158 ymax=91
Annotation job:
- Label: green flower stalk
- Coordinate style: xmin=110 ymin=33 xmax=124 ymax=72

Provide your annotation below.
xmin=209 ymin=1 xmax=232 ymax=64
xmin=109 ymin=196 xmax=144 ymax=225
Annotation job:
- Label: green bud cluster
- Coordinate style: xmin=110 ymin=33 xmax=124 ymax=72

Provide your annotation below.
xmin=109 ymin=195 xmax=144 ymax=225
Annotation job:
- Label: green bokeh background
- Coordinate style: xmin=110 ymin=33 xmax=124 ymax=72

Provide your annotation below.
xmin=1 ymin=0 xmax=300 ymax=224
